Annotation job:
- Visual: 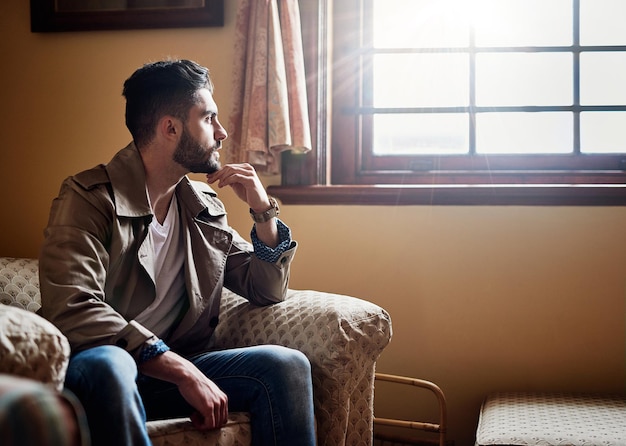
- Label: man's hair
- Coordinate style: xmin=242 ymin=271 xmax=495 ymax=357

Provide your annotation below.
xmin=122 ymin=59 xmax=214 ymax=147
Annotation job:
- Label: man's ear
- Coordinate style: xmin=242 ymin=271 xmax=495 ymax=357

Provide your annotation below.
xmin=158 ymin=116 xmax=181 ymax=141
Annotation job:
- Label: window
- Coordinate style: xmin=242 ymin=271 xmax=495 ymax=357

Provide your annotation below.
xmin=270 ymin=0 xmax=626 ymax=205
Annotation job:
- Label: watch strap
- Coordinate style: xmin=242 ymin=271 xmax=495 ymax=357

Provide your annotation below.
xmin=250 ymin=197 xmax=280 ymax=223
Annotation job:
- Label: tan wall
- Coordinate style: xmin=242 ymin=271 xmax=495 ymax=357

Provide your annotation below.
xmin=1 ymin=2 xmax=624 ymax=445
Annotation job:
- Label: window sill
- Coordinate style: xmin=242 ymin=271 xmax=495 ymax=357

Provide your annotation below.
xmin=268 ymin=184 xmax=626 ymax=206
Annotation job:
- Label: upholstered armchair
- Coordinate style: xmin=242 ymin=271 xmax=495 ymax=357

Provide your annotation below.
xmin=0 ymin=257 xmax=392 ymax=446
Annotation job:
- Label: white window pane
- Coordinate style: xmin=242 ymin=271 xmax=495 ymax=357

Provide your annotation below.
xmin=373 ymin=114 xmax=469 ymax=155
xmin=373 ymin=0 xmax=470 ymax=48
xmin=476 ymin=113 xmax=573 ymax=154
xmin=475 ymin=53 xmax=572 ymax=106
xmin=374 ymin=54 xmax=469 ymax=107
xmin=580 ymin=52 xmax=626 ymax=105
xmin=580 ymin=0 xmax=626 ymax=46
xmin=581 ymin=112 xmax=626 ymax=153
xmin=473 ymin=0 xmax=572 ymax=47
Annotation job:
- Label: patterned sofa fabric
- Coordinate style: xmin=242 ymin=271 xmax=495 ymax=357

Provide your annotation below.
xmin=0 ymin=257 xmax=393 ymax=446
xmin=476 ymin=392 xmax=626 ymax=446
xmin=0 ymin=257 xmax=41 ymax=311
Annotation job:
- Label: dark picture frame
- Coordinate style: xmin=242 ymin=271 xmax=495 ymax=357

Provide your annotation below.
xmin=30 ymin=0 xmax=224 ymax=32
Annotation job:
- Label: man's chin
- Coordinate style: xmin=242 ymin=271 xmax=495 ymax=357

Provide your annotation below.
xmin=190 ymin=161 xmax=221 ymax=175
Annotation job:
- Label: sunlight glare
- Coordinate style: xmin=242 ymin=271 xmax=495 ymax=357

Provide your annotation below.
xmin=374 ymin=0 xmax=471 ymax=48
xmin=376 ymin=0 xmax=509 ymax=46
xmin=374 ymin=0 xmax=570 ymax=48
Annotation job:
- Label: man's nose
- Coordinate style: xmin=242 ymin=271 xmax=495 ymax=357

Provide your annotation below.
xmin=215 ymin=122 xmax=228 ymax=142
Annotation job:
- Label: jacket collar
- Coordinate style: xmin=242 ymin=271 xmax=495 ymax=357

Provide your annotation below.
xmin=106 ymin=143 xmax=152 ymax=218
xmin=176 ymin=176 xmax=224 ymax=218
xmin=106 ymin=142 xmax=220 ymax=219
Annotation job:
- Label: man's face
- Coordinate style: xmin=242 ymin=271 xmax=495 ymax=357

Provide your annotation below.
xmin=173 ymin=124 xmax=222 ymax=174
xmin=172 ymin=88 xmax=227 ymax=174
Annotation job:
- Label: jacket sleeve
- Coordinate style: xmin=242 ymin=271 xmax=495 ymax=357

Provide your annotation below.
xmin=192 ymin=182 xmax=298 ymax=307
xmin=39 ymin=173 xmax=157 ymax=361
xmin=221 ymin=222 xmax=297 ymax=307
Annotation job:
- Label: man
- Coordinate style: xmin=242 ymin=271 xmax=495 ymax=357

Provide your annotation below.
xmin=39 ymin=59 xmax=316 ymax=446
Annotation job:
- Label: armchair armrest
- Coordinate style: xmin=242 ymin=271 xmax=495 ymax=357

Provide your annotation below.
xmin=209 ymin=288 xmax=393 ymax=446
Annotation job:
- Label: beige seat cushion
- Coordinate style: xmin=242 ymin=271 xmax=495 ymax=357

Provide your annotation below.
xmin=476 ymin=392 xmax=626 ymax=446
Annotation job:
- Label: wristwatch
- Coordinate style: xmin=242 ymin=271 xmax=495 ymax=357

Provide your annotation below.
xmin=249 ymin=197 xmax=280 ymax=223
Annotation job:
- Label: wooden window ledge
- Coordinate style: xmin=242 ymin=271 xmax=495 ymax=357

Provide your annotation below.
xmin=268 ymin=184 xmax=626 ymax=206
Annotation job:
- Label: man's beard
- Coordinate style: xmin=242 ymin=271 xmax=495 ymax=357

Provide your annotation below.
xmin=173 ymin=127 xmax=221 ymax=174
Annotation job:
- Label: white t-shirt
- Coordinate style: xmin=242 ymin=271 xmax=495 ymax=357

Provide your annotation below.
xmin=135 ymin=194 xmax=186 ymax=338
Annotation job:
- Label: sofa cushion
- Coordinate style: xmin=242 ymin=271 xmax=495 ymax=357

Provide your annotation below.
xmin=0 ymin=305 xmax=70 ymax=392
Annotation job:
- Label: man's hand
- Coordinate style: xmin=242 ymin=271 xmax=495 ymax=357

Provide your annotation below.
xmin=139 ymin=350 xmax=228 ymax=430
xmin=206 ymin=163 xmax=280 ymax=248
xmin=178 ymin=370 xmax=228 ymax=430
xmin=206 ymin=163 xmax=271 ymax=212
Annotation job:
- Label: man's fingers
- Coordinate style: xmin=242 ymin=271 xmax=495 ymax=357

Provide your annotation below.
xmin=191 ymin=410 xmax=221 ymax=431
xmin=206 ymin=163 xmax=254 ymax=181
xmin=189 ymin=401 xmax=228 ymax=431
xmin=216 ymin=403 xmax=228 ymax=428
xmin=222 ymin=403 xmax=229 ymax=426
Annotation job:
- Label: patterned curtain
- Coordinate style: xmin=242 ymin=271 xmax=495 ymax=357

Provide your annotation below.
xmin=226 ymin=0 xmax=311 ymax=175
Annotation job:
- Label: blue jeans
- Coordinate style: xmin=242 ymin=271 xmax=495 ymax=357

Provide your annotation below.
xmin=64 ymin=345 xmax=316 ymax=446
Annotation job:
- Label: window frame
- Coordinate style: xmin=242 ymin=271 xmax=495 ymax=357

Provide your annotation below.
xmin=268 ymin=0 xmax=626 ymax=206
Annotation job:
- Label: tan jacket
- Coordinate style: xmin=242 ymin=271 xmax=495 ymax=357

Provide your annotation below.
xmin=39 ymin=143 xmax=296 ymax=361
